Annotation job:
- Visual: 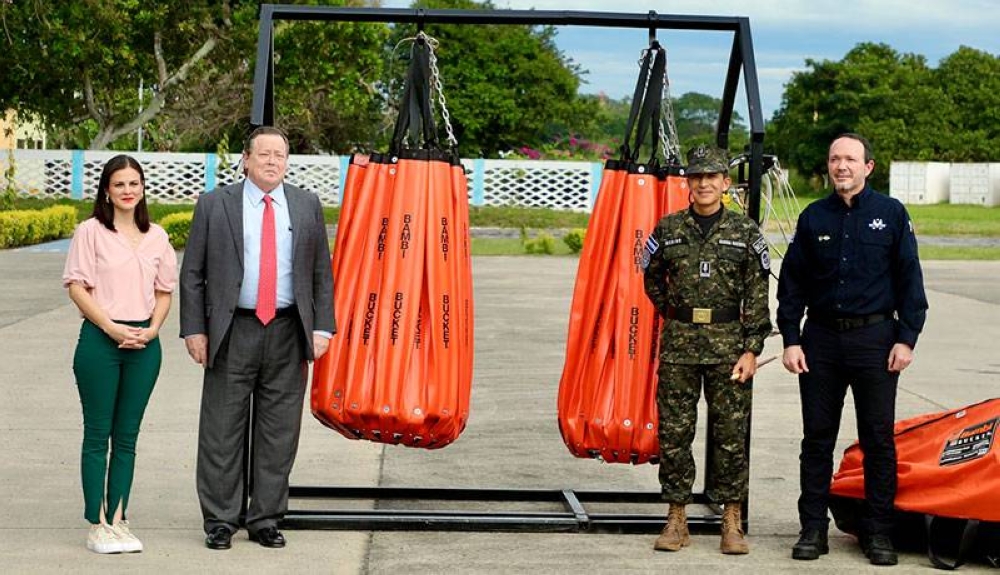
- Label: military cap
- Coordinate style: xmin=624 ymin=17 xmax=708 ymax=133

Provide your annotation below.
xmin=685 ymin=145 xmax=730 ymax=175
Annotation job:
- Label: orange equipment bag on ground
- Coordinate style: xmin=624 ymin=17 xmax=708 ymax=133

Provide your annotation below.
xmin=557 ymin=43 xmax=685 ymax=465
xmin=311 ymin=33 xmax=473 ymax=449
xmin=829 ymin=398 xmax=1000 ymax=570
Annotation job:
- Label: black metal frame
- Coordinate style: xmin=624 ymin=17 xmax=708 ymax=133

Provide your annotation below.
xmin=283 ymin=486 xmax=727 ymax=533
xmin=249 ymin=3 xmax=766 ymax=534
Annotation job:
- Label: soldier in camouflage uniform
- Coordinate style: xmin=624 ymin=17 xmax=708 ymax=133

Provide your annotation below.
xmin=642 ymin=145 xmax=771 ymax=555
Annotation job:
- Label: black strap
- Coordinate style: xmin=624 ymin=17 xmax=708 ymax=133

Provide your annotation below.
xmin=926 ymin=515 xmax=979 ymax=570
xmin=619 ymin=44 xmax=656 ymax=162
xmin=391 ymin=37 xmax=438 ymax=155
xmin=807 ymin=313 xmax=890 ymax=331
xmin=630 ymin=47 xmax=665 ymax=164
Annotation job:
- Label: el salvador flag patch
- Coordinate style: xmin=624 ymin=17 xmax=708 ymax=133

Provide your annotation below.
xmin=641 ymin=235 xmax=659 ymax=270
xmin=644 ymin=235 xmax=659 ymax=256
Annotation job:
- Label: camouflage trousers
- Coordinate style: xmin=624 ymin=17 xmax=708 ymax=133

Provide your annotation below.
xmin=656 ymin=362 xmax=752 ymax=504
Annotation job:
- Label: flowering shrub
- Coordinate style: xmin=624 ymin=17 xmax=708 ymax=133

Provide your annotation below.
xmin=509 ymin=134 xmax=617 ymax=162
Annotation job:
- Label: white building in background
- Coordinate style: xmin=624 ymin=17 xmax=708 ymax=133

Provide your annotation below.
xmin=889 ymin=162 xmax=950 ymax=205
xmin=890 ymin=160 xmax=1000 ymax=207
xmin=1 ymin=110 xmax=47 ymax=149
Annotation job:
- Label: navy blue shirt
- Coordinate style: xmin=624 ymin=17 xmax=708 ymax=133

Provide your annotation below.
xmin=777 ymin=186 xmax=928 ymax=348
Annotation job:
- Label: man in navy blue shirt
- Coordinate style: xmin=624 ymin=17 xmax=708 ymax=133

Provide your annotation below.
xmin=778 ymin=133 xmax=928 ymax=566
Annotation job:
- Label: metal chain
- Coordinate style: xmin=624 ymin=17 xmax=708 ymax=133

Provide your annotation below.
xmin=421 ymin=31 xmax=458 ymax=148
xmin=657 ymin=70 xmax=670 ymax=162
xmin=635 ymin=46 xmax=658 ymax=160
xmin=659 ymin=49 xmax=681 ymax=161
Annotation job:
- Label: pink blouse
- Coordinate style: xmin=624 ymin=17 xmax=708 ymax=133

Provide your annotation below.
xmin=62 ymin=218 xmax=178 ymax=321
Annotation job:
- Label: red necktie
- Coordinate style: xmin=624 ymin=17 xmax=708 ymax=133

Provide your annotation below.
xmin=256 ymin=194 xmax=277 ymax=325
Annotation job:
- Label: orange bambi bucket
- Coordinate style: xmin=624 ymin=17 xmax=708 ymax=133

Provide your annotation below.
xmin=311 ymin=35 xmax=473 ymax=449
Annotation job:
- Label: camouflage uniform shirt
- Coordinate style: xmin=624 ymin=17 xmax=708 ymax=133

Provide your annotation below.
xmin=643 ymin=207 xmax=771 ymax=364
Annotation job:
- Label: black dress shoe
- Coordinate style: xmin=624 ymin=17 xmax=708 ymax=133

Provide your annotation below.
xmin=249 ymin=526 xmax=286 ymax=548
xmin=864 ymin=534 xmax=898 ymax=566
xmin=205 ymin=526 xmax=233 ymax=550
xmin=792 ymin=528 xmax=829 ymax=560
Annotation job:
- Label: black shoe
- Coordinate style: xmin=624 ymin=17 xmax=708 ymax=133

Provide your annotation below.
xmin=864 ymin=534 xmax=898 ymax=566
xmin=249 ymin=526 xmax=286 ymax=548
xmin=792 ymin=528 xmax=829 ymax=560
xmin=205 ymin=526 xmax=233 ymax=550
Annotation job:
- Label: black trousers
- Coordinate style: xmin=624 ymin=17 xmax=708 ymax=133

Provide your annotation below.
xmin=798 ymin=319 xmax=899 ymax=537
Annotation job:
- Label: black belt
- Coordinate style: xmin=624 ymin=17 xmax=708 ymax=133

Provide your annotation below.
xmin=665 ymin=306 xmax=740 ymax=324
xmin=235 ymin=306 xmax=297 ymax=319
xmin=808 ymin=313 xmax=891 ymax=332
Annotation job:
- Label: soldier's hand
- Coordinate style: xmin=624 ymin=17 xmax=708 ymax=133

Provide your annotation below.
xmin=782 ymin=345 xmax=809 ymax=374
xmin=730 ymin=352 xmax=758 ymax=383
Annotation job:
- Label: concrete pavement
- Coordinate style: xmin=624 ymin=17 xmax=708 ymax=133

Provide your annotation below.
xmin=1 ymin=247 xmax=998 ymax=574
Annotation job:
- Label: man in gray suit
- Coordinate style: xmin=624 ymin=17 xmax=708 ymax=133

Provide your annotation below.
xmin=180 ymin=126 xmax=335 ymax=550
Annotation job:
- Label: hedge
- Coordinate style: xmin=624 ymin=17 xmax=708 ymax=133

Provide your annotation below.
xmin=159 ymin=211 xmax=193 ymax=249
xmin=0 ymin=206 xmax=77 ymax=248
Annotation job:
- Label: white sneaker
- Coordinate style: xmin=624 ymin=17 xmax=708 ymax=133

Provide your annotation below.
xmin=111 ymin=521 xmax=144 ymax=553
xmin=87 ymin=524 xmax=124 ymax=554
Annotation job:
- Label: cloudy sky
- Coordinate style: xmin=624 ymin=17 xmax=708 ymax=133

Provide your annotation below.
xmin=380 ymin=0 xmax=1000 ymax=121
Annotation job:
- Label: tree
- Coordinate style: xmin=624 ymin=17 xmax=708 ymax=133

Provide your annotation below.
xmin=765 ymin=42 xmax=992 ymax=191
xmin=0 ymin=1 xmax=239 ymax=149
xmin=0 ymin=0 xmax=390 ymax=152
xmin=383 ymin=0 xmax=599 ymax=157
xmin=564 ymin=92 xmax=748 ymax=161
xmin=934 ymin=46 xmax=1000 ymax=161
xmin=155 ymin=0 xmax=391 ymax=154
xmin=673 ymin=91 xmax=748 ymax=154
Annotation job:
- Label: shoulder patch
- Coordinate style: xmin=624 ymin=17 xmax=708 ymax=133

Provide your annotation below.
xmin=644 ymin=234 xmax=659 ymax=256
xmin=752 ymin=235 xmax=770 ymax=273
xmin=760 ymin=250 xmax=771 ymax=271
xmin=641 ymin=234 xmax=658 ymax=270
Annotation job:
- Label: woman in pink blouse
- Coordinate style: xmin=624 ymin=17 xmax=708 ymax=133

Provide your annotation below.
xmin=62 ymin=155 xmax=177 ymax=554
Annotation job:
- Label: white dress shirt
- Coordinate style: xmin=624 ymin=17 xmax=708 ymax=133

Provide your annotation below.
xmin=238 ymin=179 xmax=294 ymax=310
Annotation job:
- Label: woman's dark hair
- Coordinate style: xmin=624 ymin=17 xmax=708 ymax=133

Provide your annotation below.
xmin=91 ymin=154 xmax=150 ymax=233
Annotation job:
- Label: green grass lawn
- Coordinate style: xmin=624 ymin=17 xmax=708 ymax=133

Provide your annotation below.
xmin=471 ymin=237 xmax=576 ymax=256
xmin=907 ymin=204 xmax=1000 ymax=237
xmin=465 ymin=239 xmax=1000 ymax=259
xmin=754 ymin=194 xmax=1000 ymax=237
xmin=917 ymin=245 xmax=1000 ymax=260
xmin=12 ymin=196 xmax=1000 ymax=259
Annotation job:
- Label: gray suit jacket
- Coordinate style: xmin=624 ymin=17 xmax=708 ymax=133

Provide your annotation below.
xmin=179 ymin=181 xmax=335 ymax=367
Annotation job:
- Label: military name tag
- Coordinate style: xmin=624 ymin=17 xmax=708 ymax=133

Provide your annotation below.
xmin=700 ymin=261 xmax=711 ymax=278
xmin=719 ymin=239 xmax=746 ymax=248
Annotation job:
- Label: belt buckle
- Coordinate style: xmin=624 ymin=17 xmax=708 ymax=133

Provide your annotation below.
xmin=836 ymin=318 xmax=858 ymax=330
xmin=692 ymin=308 xmax=712 ymax=324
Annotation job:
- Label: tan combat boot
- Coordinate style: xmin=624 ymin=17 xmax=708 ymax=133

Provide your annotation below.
xmin=654 ymin=504 xmax=690 ymax=551
xmin=720 ymin=502 xmax=750 ymax=554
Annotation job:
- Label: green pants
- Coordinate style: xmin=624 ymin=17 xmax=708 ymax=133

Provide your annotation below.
xmin=72 ymin=319 xmax=160 ymax=525
xmin=656 ymin=362 xmax=752 ymax=504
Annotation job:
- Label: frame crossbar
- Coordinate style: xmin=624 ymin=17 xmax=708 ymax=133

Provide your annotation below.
xmin=282 ymin=486 xmax=729 ymax=534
